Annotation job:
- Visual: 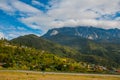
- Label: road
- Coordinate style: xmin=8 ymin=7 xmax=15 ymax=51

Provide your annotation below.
xmin=0 ymin=70 xmax=120 ymax=77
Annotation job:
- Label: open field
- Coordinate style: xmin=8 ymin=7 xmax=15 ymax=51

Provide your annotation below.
xmin=0 ymin=70 xmax=120 ymax=80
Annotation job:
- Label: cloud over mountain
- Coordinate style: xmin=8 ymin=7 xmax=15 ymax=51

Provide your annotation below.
xmin=0 ymin=0 xmax=120 ymax=39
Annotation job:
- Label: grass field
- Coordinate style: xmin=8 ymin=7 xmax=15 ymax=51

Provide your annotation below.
xmin=0 ymin=71 xmax=120 ymax=80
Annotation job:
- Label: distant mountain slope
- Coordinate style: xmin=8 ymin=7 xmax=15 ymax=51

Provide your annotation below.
xmin=42 ymin=27 xmax=120 ymax=56
xmin=43 ymin=30 xmax=115 ymax=59
xmin=42 ymin=26 xmax=120 ymax=67
xmin=11 ymin=34 xmax=120 ymax=68
xmin=1 ymin=40 xmax=90 ymax=72
xmin=43 ymin=26 xmax=120 ymax=43
xmin=10 ymin=34 xmax=80 ymax=57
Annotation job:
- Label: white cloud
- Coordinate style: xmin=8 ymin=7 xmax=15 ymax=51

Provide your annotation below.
xmin=49 ymin=19 xmax=120 ymax=29
xmin=12 ymin=0 xmax=42 ymax=14
xmin=21 ymin=0 xmax=120 ymax=31
xmin=0 ymin=32 xmax=4 ymax=39
xmin=32 ymin=0 xmax=51 ymax=9
xmin=115 ymin=17 xmax=120 ymax=21
xmin=4 ymin=30 xmax=40 ymax=40
xmin=0 ymin=0 xmax=15 ymax=13
xmin=0 ymin=0 xmax=42 ymax=15
xmin=0 ymin=0 xmax=120 ymax=34
xmin=32 ymin=0 xmax=45 ymax=7
xmin=17 ymin=26 xmax=26 ymax=30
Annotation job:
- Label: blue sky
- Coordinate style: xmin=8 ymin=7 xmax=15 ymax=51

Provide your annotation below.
xmin=0 ymin=0 xmax=120 ymax=39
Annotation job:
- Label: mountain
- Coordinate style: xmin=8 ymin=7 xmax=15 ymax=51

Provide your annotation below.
xmin=42 ymin=26 xmax=120 ymax=51
xmin=1 ymin=40 xmax=90 ymax=72
xmin=43 ymin=26 xmax=120 ymax=43
xmin=42 ymin=26 xmax=120 ymax=56
xmin=10 ymin=34 xmax=80 ymax=57
xmin=11 ymin=34 xmax=120 ymax=68
xmin=42 ymin=26 xmax=120 ymax=67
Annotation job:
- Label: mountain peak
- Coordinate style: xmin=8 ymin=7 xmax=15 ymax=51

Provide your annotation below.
xmin=43 ymin=26 xmax=120 ymax=43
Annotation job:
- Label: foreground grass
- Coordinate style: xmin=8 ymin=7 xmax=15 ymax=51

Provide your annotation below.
xmin=0 ymin=71 xmax=120 ymax=80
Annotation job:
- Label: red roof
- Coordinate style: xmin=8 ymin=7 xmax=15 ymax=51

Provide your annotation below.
xmin=116 ymin=70 xmax=120 ymax=73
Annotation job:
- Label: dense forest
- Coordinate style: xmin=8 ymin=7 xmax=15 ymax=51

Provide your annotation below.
xmin=0 ymin=34 xmax=120 ymax=74
xmin=11 ymin=34 xmax=120 ymax=68
xmin=0 ymin=39 xmax=114 ymax=73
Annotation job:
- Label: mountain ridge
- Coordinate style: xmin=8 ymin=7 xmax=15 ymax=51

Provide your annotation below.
xmin=42 ymin=26 xmax=120 ymax=67
xmin=10 ymin=34 xmax=81 ymax=57
xmin=43 ymin=26 xmax=120 ymax=43
xmin=10 ymin=32 xmax=120 ymax=68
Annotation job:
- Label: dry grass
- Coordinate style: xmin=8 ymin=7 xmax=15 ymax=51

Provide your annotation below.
xmin=0 ymin=71 xmax=120 ymax=80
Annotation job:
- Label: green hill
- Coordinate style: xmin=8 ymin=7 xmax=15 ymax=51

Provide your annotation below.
xmin=0 ymin=40 xmax=88 ymax=72
xmin=10 ymin=34 xmax=120 ymax=68
xmin=10 ymin=34 xmax=80 ymax=57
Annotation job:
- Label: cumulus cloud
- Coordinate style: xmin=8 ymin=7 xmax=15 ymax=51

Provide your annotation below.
xmin=0 ymin=25 xmax=40 ymax=39
xmin=0 ymin=0 xmax=120 ymax=34
xmin=32 ymin=0 xmax=46 ymax=8
xmin=12 ymin=1 xmax=42 ymax=13
xmin=0 ymin=0 xmax=42 ymax=15
xmin=0 ymin=32 xmax=4 ymax=39
xmin=49 ymin=19 xmax=120 ymax=29
xmin=21 ymin=0 xmax=120 ymax=31
xmin=0 ymin=0 xmax=15 ymax=13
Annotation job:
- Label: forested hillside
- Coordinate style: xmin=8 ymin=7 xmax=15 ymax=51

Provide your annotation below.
xmin=11 ymin=34 xmax=120 ymax=68
xmin=0 ymin=40 xmax=88 ymax=72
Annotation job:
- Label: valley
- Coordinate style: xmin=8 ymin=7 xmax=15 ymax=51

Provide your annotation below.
xmin=0 ymin=26 xmax=120 ymax=74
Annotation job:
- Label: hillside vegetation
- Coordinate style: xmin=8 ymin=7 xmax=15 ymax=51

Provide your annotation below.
xmin=11 ymin=34 xmax=120 ymax=69
xmin=1 ymin=40 xmax=103 ymax=73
